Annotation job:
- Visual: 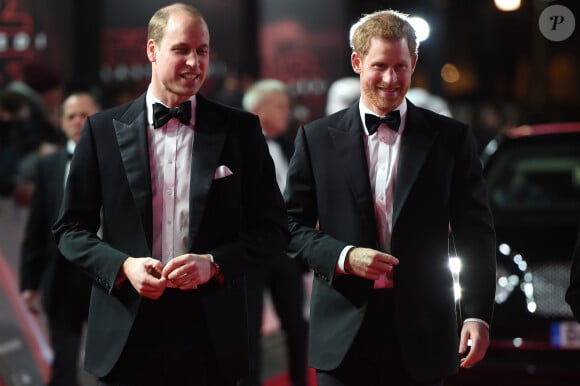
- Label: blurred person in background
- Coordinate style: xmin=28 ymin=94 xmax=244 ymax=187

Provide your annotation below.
xmin=284 ymin=9 xmax=496 ymax=386
xmin=0 ymin=88 xmax=32 ymax=197
xmin=7 ymin=59 xmax=66 ymax=205
xmin=20 ymin=91 xmax=100 ymax=386
xmin=211 ymin=71 xmax=254 ymax=109
xmin=52 ymin=3 xmax=288 ymax=386
xmin=241 ymin=79 xmax=308 ymax=386
xmin=325 ymin=77 xmax=361 ymax=116
xmin=16 ymin=59 xmax=66 ymax=133
xmin=471 ymin=101 xmax=522 ymax=155
xmin=406 ymin=87 xmax=451 ymax=117
xmin=472 ymin=102 xmax=504 ymax=155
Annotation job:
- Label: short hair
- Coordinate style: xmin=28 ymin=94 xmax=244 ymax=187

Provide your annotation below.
xmin=62 ymin=91 xmax=101 ymax=111
xmin=148 ymin=3 xmax=206 ymax=43
xmin=349 ymin=10 xmax=418 ymax=59
xmin=242 ymin=79 xmax=287 ymax=112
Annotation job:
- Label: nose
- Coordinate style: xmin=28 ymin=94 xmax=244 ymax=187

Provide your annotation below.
xmin=186 ymin=51 xmax=199 ymax=67
xmin=72 ymin=116 xmax=86 ymax=129
xmin=384 ymin=68 xmax=398 ymax=83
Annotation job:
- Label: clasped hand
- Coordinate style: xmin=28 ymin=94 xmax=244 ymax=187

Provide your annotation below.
xmin=119 ymin=254 xmax=214 ymax=299
xmin=344 ymin=247 xmax=399 ymax=279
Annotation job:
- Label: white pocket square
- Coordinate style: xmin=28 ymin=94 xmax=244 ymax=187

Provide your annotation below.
xmin=214 ymin=165 xmax=233 ymax=179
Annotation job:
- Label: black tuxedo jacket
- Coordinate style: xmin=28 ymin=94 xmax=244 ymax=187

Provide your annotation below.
xmin=53 ymin=93 xmax=289 ymax=379
xmin=284 ymin=100 xmax=496 ymax=380
xmin=20 ymin=147 xmax=92 ymax=314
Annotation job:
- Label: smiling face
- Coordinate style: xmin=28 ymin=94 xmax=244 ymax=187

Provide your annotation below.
xmin=147 ymin=10 xmax=209 ymax=107
xmin=352 ymin=36 xmax=416 ymax=115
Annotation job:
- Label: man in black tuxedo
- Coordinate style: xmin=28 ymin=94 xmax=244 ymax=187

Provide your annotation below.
xmin=20 ymin=91 xmax=100 ymax=386
xmin=53 ymin=3 xmax=288 ymax=386
xmin=284 ymin=10 xmax=496 ymax=386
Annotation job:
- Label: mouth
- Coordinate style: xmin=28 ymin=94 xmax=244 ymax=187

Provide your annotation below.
xmin=180 ymin=72 xmax=200 ymax=81
xmin=377 ymin=84 xmax=399 ymax=96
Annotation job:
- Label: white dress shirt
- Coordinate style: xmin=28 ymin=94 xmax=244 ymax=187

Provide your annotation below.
xmin=146 ymin=89 xmax=196 ymax=265
xmin=361 ymin=100 xmax=406 ymax=256
xmin=64 ymin=139 xmax=76 ymax=188
xmin=337 ymin=99 xmax=406 ymax=289
xmin=363 ymin=100 xmax=406 ymax=288
xmin=266 ymin=138 xmax=289 ymax=193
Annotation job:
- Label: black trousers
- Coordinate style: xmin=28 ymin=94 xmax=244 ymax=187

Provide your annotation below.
xmin=98 ymin=289 xmax=235 ymax=386
xmin=316 ymin=290 xmax=443 ymax=386
xmin=47 ymin=299 xmax=88 ymax=386
xmin=47 ymin=267 xmax=91 ymax=386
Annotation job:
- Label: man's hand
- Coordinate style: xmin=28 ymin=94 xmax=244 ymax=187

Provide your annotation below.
xmin=121 ymin=257 xmax=167 ymax=299
xmin=22 ymin=289 xmax=41 ymax=315
xmin=459 ymin=321 xmax=490 ymax=368
xmin=344 ymin=247 xmax=399 ymax=280
xmin=162 ymin=253 xmax=215 ymax=289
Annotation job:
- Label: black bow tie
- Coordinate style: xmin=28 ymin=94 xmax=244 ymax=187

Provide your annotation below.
xmin=365 ymin=111 xmax=401 ymax=135
xmin=153 ymin=101 xmax=192 ymax=128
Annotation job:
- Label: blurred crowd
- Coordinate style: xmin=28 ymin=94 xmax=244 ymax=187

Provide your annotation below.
xmin=0 ymin=60 xmax=65 ymax=205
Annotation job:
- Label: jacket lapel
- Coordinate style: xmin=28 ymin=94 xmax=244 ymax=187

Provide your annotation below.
xmin=393 ymin=100 xmax=438 ymax=227
xmin=113 ymin=94 xmax=153 ymax=248
xmin=187 ymin=95 xmax=227 ymax=249
xmin=329 ymin=105 xmax=379 ymax=243
xmin=56 ymin=148 xmax=69 ymax=196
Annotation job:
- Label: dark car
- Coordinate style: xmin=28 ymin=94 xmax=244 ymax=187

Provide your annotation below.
xmin=447 ymin=122 xmax=580 ymax=386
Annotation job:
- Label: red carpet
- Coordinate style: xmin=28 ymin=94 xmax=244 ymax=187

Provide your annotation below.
xmin=264 ymin=368 xmax=317 ymax=386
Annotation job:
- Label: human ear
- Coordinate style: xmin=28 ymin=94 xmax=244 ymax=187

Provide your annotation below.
xmin=351 ymin=52 xmax=362 ymax=74
xmin=146 ymin=39 xmax=157 ymax=63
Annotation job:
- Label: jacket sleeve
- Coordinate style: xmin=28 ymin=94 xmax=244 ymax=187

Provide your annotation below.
xmin=284 ymin=126 xmax=349 ymax=284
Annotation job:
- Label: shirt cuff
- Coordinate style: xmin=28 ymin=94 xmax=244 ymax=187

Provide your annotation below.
xmin=463 ymin=318 xmax=489 ymax=330
xmin=337 ymin=245 xmax=355 ymax=273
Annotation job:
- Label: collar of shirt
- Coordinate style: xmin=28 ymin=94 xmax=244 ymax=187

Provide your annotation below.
xmin=145 ymin=87 xmax=197 ymax=129
xmin=64 ymin=139 xmax=76 ymax=189
xmin=358 ymin=98 xmax=408 ymax=136
xmin=66 ymin=139 xmax=76 ymax=155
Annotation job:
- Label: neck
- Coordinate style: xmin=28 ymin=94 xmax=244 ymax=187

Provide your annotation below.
xmin=149 ymin=85 xmax=193 ymax=107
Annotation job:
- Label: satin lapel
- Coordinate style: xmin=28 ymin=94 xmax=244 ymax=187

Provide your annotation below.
xmin=328 ymin=105 xmax=378 ymax=239
xmin=113 ymin=95 xmax=153 ymax=248
xmin=393 ymin=101 xmax=438 ymax=227
xmin=187 ymin=96 xmax=227 ymax=249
